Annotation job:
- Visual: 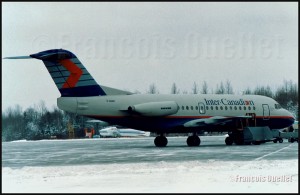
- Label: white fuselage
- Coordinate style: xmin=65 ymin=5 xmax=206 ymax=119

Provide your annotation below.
xmin=57 ymin=94 xmax=294 ymax=132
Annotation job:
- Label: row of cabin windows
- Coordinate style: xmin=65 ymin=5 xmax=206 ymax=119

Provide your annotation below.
xmin=180 ymin=105 xmax=256 ymax=111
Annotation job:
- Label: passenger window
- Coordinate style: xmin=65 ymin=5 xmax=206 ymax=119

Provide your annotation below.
xmin=211 ymin=106 xmax=213 ymax=110
xmin=191 ymin=106 xmax=193 ymax=110
xmin=216 ymin=106 xmax=218 ymax=110
xmin=234 ymin=106 xmax=237 ymax=110
xmin=186 ymin=106 xmax=189 ymax=110
xmin=220 ymin=106 xmax=223 ymax=110
xmin=244 ymin=106 xmax=246 ymax=110
xmin=230 ymin=106 xmax=232 ymax=110
xmin=206 ymin=106 xmax=209 ymax=110
xmin=248 ymin=106 xmax=251 ymax=110
xmin=253 ymin=106 xmax=256 ymax=110
xmin=182 ymin=106 xmax=184 ymax=110
xmin=195 ymin=106 xmax=198 ymax=110
xmin=225 ymin=106 xmax=228 ymax=110
xmin=239 ymin=106 xmax=242 ymax=110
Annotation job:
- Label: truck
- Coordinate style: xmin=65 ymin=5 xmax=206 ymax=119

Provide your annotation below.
xmin=272 ymin=120 xmax=298 ymax=143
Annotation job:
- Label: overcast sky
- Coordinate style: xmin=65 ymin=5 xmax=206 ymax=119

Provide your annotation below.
xmin=2 ymin=2 xmax=298 ymax=111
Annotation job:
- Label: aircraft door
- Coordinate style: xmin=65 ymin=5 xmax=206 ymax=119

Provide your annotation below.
xmin=198 ymin=102 xmax=206 ymax=114
xmin=246 ymin=113 xmax=256 ymax=126
xmin=262 ymin=104 xmax=270 ymax=120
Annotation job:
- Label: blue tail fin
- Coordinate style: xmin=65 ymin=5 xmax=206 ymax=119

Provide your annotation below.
xmin=30 ymin=49 xmax=106 ymax=97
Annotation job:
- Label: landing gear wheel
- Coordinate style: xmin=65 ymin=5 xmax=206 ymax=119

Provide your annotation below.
xmin=225 ymin=137 xmax=233 ymax=145
xmin=278 ymin=138 xmax=283 ymax=143
xmin=154 ymin=136 xmax=168 ymax=147
xmin=187 ymin=135 xmax=201 ymax=147
xmin=273 ymin=139 xmax=278 ymax=143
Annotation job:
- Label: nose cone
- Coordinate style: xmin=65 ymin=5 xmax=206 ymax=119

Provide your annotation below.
xmin=284 ymin=109 xmax=296 ymax=126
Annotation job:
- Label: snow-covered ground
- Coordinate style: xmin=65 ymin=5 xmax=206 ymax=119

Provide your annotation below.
xmin=2 ymin=159 xmax=298 ymax=193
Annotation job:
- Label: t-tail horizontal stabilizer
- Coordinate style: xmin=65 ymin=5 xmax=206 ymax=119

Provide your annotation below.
xmin=4 ymin=56 xmax=32 ymax=59
xmin=5 ymin=49 xmax=135 ymax=97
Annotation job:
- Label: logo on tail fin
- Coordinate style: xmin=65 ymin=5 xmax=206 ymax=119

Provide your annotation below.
xmin=30 ymin=49 xmax=106 ymax=97
xmin=4 ymin=49 xmax=133 ymax=97
xmin=60 ymin=59 xmax=83 ymax=88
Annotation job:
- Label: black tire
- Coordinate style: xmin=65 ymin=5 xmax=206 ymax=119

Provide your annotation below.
xmin=187 ymin=135 xmax=201 ymax=147
xmin=273 ymin=139 xmax=278 ymax=143
xmin=225 ymin=137 xmax=234 ymax=145
xmin=154 ymin=136 xmax=168 ymax=147
xmin=278 ymin=138 xmax=283 ymax=143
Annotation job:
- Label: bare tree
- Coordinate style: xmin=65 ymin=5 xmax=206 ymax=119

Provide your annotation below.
xmin=274 ymin=80 xmax=298 ymax=108
xmin=201 ymin=81 xmax=208 ymax=94
xmin=147 ymin=83 xmax=159 ymax=94
xmin=34 ymin=100 xmax=47 ymax=117
xmin=215 ymin=81 xmax=225 ymax=94
xmin=2 ymin=104 xmax=24 ymax=141
xmin=191 ymin=82 xmax=198 ymax=94
xmin=225 ymin=79 xmax=234 ymax=94
xmin=253 ymin=85 xmax=273 ymax=98
xmin=134 ymin=90 xmax=141 ymax=94
xmin=243 ymin=87 xmax=252 ymax=95
xmin=182 ymin=90 xmax=188 ymax=94
xmin=171 ymin=82 xmax=180 ymax=94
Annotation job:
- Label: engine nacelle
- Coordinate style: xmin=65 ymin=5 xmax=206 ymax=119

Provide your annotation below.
xmin=128 ymin=101 xmax=179 ymax=116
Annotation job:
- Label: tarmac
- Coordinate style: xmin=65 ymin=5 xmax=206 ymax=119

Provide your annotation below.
xmin=2 ymin=135 xmax=298 ymax=168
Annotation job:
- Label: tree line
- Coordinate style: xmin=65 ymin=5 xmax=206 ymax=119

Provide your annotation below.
xmin=148 ymin=80 xmax=297 ymax=108
xmin=2 ymin=80 xmax=298 ymax=141
xmin=2 ymin=101 xmax=91 ymax=142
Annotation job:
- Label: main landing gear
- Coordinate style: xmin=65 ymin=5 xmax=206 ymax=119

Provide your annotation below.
xmin=154 ymin=133 xmax=201 ymax=147
xmin=186 ymin=134 xmax=201 ymax=147
xmin=154 ymin=135 xmax=168 ymax=147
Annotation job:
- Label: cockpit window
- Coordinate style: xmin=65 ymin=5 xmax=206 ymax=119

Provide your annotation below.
xmin=275 ymin=104 xmax=282 ymax=109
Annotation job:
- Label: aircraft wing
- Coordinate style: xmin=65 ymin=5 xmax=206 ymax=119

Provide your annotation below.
xmin=183 ymin=115 xmax=252 ymax=128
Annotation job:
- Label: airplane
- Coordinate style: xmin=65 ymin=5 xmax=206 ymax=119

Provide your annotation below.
xmin=99 ymin=126 xmax=120 ymax=138
xmin=4 ymin=49 xmax=295 ymax=147
xmin=118 ymin=128 xmax=150 ymax=137
xmin=99 ymin=126 xmax=150 ymax=138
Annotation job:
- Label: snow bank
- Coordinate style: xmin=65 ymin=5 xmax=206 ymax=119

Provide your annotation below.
xmin=2 ymin=159 xmax=298 ymax=193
